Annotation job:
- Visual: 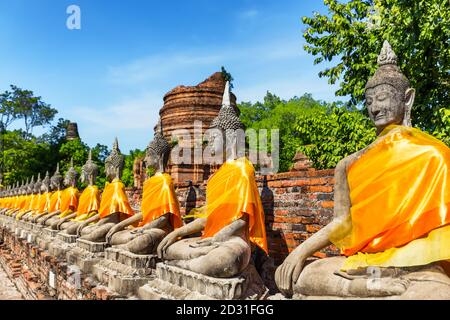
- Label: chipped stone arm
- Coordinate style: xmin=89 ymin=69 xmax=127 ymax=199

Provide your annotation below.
xmin=105 ymin=212 xmax=143 ymax=244
xmin=56 ymin=212 xmax=77 ymax=229
xmin=76 ymin=213 xmax=100 ymax=236
xmin=157 ymin=217 xmax=207 ymax=258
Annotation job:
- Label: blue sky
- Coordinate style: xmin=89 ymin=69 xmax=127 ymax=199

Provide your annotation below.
xmin=0 ymin=0 xmax=341 ymax=153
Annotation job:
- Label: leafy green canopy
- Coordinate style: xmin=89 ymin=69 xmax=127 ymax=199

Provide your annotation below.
xmin=238 ymin=92 xmax=376 ymax=171
xmin=302 ymin=0 xmax=449 ymax=135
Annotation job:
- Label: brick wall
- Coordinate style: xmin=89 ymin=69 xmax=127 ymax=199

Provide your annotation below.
xmin=126 ymin=166 xmax=340 ymax=266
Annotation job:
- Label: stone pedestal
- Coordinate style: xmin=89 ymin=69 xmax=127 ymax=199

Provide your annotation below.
xmin=66 ymin=239 xmax=108 ymax=274
xmin=47 ymin=232 xmax=78 ymax=260
xmin=93 ymin=248 xmax=157 ymax=296
xmin=36 ymin=227 xmax=59 ymax=250
xmin=138 ymin=263 xmax=269 ymax=300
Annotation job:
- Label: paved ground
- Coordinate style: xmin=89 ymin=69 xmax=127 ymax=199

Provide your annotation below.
xmin=0 ymin=264 xmax=23 ymax=300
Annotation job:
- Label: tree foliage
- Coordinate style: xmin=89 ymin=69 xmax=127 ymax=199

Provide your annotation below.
xmin=0 ymin=85 xmax=57 ymax=134
xmin=239 ymin=92 xmax=376 ymax=171
xmin=296 ymin=106 xmax=377 ymax=169
xmin=122 ymin=149 xmax=145 ymax=188
xmin=302 ymin=0 xmax=450 ymax=134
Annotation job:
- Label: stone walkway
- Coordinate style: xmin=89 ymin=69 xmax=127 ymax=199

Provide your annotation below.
xmin=0 ymin=264 xmax=23 ymax=300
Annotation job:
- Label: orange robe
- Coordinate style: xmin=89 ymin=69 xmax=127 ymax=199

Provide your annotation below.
xmin=330 ymin=125 xmax=450 ymax=269
xmin=37 ymin=192 xmax=52 ymax=214
xmin=201 ymin=157 xmax=268 ymax=254
xmin=98 ymin=179 xmax=134 ymax=220
xmin=138 ymin=173 xmax=182 ymax=228
xmin=58 ymin=187 xmax=79 ymax=218
xmin=48 ymin=190 xmax=63 ymax=213
xmin=73 ymin=185 xmax=101 ymax=221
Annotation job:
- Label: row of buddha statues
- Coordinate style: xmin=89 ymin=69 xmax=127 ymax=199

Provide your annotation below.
xmin=0 ymin=41 xmax=449 ymax=299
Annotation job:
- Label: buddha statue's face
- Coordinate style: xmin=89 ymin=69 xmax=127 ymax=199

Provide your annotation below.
xmin=366 ymin=84 xmax=406 ymax=132
xmin=208 ymin=127 xmax=225 ymax=158
xmin=144 ymin=149 xmax=159 ymax=171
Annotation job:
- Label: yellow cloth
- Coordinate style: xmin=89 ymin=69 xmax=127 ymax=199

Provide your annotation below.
xmin=37 ymin=192 xmax=52 ymax=214
xmin=48 ymin=190 xmax=63 ymax=212
xmin=98 ymin=179 xmax=134 ymax=220
xmin=74 ymin=185 xmax=100 ymax=219
xmin=58 ymin=187 xmax=79 ymax=218
xmin=329 ymin=125 xmax=450 ymax=270
xmin=201 ymin=157 xmax=268 ymax=254
xmin=139 ymin=173 xmax=182 ymax=229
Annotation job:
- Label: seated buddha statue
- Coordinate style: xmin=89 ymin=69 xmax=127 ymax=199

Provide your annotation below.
xmin=275 ymin=41 xmax=450 ymax=299
xmin=10 ymin=180 xmax=27 ymax=219
xmin=104 ymin=121 xmax=182 ymax=255
xmin=6 ymin=181 xmax=24 ymax=217
xmin=157 ymin=82 xmax=268 ymax=278
xmin=74 ymin=138 xmax=135 ymax=242
xmin=46 ymin=159 xmax=80 ymax=228
xmin=15 ymin=176 xmax=37 ymax=220
xmin=58 ymin=151 xmax=101 ymax=232
xmin=35 ymin=165 xmax=64 ymax=225
xmin=21 ymin=174 xmax=44 ymax=222
xmin=30 ymin=172 xmax=52 ymax=223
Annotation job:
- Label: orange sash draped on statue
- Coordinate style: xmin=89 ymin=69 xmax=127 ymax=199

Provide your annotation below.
xmin=98 ymin=179 xmax=134 ymax=220
xmin=57 ymin=187 xmax=79 ymax=218
xmin=76 ymin=185 xmax=101 ymax=217
xmin=48 ymin=190 xmax=63 ymax=212
xmin=330 ymin=125 xmax=450 ymax=268
xmin=201 ymin=157 xmax=268 ymax=254
xmin=138 ymin=173 xmax=182 ymax=228
xmin=37 ymin=192 xmax=51 ymax=214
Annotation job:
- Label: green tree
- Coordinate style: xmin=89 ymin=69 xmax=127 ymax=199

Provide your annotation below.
xmin=302 ymin=0 xmax=450 ymax=133
xmin=296 ymin=106 xmax=377 ymax=169
xmin=122 ymin=149 xmax=145 ymax=188
xmin=0 ymin=85 xmax=58 ymax=135
xmin=221 ymin=66 xmax=234 ymax=89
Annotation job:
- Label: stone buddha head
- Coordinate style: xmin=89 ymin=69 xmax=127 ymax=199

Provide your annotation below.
xmin=365 ymin=40 xmax=415 ymax=134
xmin=144 ymin=120 xmax=171 ymax=173
xmin=81 ymin=150 xmax=98 ymax=186
xmin=41 ymin=171 xmax=50 ymax=193
xmin=34 ymin=173 xmax=42 ymax=194
xmin=19 ymin=180 xmax=27 ymax=195
xmin=64 ymin=158 xmax=78 ymax=188
xmin=105 ymin=138 xmax=125 ymax=181
xmin=27 ymin=176 xmax=35 ymax=195
xmin=207 ymin=81 xmax=245 ymax=162
xmin=50 ymin=164 xmax=64 ymax=191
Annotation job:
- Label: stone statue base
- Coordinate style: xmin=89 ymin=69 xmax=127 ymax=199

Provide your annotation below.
xmin=66 ymin=239 xmax=108 ymax=274
xmin=92 ymin=247 xmax=157 ymax=296
xmin=138 ymin=263 xmax=269 ymax=300
xmin=47 ymin=233 xmax=78 ymax=260
xmin=293 ymin=257 xmax=450 ymax=300
xmin=36 ymin=228 xmax=59 ymax=250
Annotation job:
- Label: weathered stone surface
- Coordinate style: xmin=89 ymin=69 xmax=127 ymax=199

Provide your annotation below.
xmin=139 ymin=262 xmax=268 ymax=300
xmin=93 ymin=248 xmax=156 ymax=296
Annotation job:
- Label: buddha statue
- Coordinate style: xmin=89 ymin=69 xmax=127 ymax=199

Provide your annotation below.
xmin=275 ymin=41 xmax=450 ymax=299
xmin=157 ymin=81 xmax=268 ymax=278
xmin=104 ymin=121 xmax=182 ymax=254
xmin=35 ymin=165 xmax=64 ymax=224
xmin=30 ymin=171 xmax=52 ymax=223
xmin=6 ymin=181 xmax=24 ymax=217
xmin=22 ymin=173 xmax=43 ymax=222
xmin=60 ymin=150 xmax=101 ymax=233
xmin=74 ymin=138 xmax=134 ymax=242
xmin=15 ymin=176 xmax=36 ymax=220
xmin=46 ymin=159 xmax=80 ymax=228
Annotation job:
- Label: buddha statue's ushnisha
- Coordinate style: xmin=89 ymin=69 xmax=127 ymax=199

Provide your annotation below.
xmin=157 ymin=81 xmax=268 ymax=278
xmin=60 ymin=150 xmax=101 ymax=233
xmin=104 ymin=121 xmax=182 ymax=254
xmin=275 ymin=41 xmax=450 ymax=299
xmin=75 ymin=138 xmax=134 ymax=242
xmin=45 ymin=158 xmax=80 ymax=229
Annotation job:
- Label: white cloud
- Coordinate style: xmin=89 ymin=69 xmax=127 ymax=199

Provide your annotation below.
xmin=107 ymin=39 xmax=305 ymax=86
